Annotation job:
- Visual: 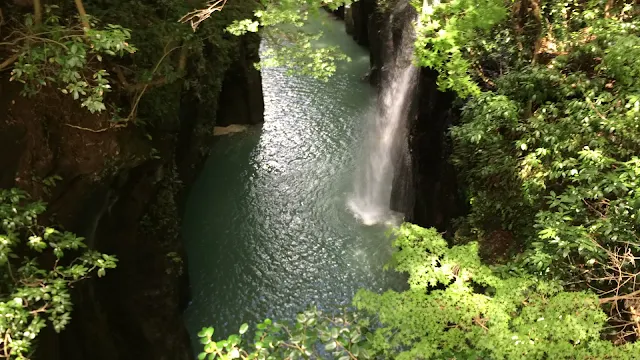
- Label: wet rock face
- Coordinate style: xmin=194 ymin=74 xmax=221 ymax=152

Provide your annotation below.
xmin=408 ymin=68 xmax=467 ymax=232
xmin=0 ymin=28 xmax=264 ymax=360
xmin=347 ymin=0 xmax=376 ymax=46
xmin=342 ymin=0 xmax=467 ymax=232
xmin=216 ymin=33 xmax=265 ymax=127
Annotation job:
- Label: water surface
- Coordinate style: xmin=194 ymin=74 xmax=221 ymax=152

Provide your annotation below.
xmin=183 ymin=13 xmax=405 ymax=341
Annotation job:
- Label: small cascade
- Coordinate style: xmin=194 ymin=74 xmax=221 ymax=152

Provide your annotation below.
xmin=348 ymin=13 xmax=418 ymax=225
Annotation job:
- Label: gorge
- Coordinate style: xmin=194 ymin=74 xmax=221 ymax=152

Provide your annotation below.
xmin=182 ymin=2 xmax=465 ymax=352
xmin=2 ymin=0 xmax=639 ymax=358
xmin=183 ymin=10 xmax=413 ymax=341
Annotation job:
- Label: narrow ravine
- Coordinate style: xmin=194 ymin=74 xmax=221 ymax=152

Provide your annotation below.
xmin=182 ymin=12 xmax=405 ymax=343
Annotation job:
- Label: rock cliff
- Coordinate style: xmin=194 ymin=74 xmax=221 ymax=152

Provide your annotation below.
xmin=0 ymin=1 xmax=263 ymax=358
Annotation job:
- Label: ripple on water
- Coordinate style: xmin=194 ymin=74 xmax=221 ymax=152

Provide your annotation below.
xmin=182 ymin=13 xmax=407 ymax=343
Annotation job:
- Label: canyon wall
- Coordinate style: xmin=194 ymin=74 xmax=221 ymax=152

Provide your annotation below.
xmin=0 ymin=1 xmax=263 ymax=358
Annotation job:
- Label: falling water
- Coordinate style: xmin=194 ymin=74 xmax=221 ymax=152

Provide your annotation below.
xmin=348 ymin=15 xmax=418 ymax=225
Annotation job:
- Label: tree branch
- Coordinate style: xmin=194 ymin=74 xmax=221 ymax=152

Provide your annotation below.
xmin=529 ymin=0 xmax=544 ymax=65
xmin=125 ymin=44 xmax=185 ymax=121
xmin=33 ymin=0 xmax=42 ymax=26
xmin=123 ymin=45 xmax=188 ymax=91
xmin=74 ymin=0 xmax=91 ymax=31
xmin=0 ymin=53 xmax=19 ymax=71
xmin=64 ymin=123 xmax=116 ymax=133
xmin=604 ymin=0 xmax=614 ymax=19
xmin=180 ymin=0 xmax=227 ymax=31
xmin=600 ymin=289 xmax=640 ymax=304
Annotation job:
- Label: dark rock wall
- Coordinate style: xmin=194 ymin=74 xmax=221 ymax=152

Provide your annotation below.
xmin=348 ymin=0 xmax=376 ymax=46
xmin=409 ymin=69 xmax=467 ymax=232
xmin=0 ymin=14 xmax=263 ymax=360
xmin=344 ymin=0 xmax=384 ymax=84
xmin=216 ymin=33 xmax=265 ymax=127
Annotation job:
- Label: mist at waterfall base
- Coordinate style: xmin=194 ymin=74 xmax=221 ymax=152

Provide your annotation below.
xmin=348 ymin=18 xmax=418 ymax=226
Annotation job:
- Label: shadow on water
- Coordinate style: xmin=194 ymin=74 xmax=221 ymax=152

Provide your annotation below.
xmin=182 ymin=11 xmax=407 ymax=350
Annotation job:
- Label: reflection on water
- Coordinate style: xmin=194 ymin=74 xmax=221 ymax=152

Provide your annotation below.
xmin=182 ymin=12 xmax=406 ymax=344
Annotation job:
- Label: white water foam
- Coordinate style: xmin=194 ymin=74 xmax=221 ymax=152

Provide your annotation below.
xmin=349 ymin=17 xmax=418 ymax=226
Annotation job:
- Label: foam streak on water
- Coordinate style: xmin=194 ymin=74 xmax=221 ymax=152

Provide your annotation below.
xmin=348 ymin=18 xmax=418 ymax=225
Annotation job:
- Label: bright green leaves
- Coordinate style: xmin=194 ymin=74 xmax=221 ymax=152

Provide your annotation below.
xmin=8 ymin=7 xmax=135 ymax=114
xmin=226 ymin=19 xmax=261 ymax=35
xmin=598 ymin=34 xmax=640 ymax=90
xmin=86 ymin=24 xmax=135 ymax=56
xmin=0 ymin=189 xmax=117 ymax=359
xmin=414 ymin=0 xmax=507 ymax=97
xmin=199 ymin=307 xmax=371 ymax=359
xmin=354 ymin=224 xmax=638 ymax=359
xmin=442 ymin=0 xmax=640 ymax=344
xmin=184 ymin=0 xmax=352 ymax=80
xmin=259 ymin=29 xmax=350 ymax=81
xmin=223 ymin=1 xmax=350 ymax=81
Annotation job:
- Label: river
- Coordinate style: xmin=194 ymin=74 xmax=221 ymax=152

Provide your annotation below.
xmin=182 ymin=12 xmax=405 ymax=344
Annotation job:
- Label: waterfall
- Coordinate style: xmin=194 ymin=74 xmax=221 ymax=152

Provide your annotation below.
xmin=348 ymin=14 xmax=418 ymax=225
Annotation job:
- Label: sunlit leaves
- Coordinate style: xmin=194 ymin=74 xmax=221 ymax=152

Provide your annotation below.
xmin=0 ymin=189 xmax=117 ymax=359
xmin=223 ymin=0 xmax=351 ymax=80
xmin=199 ymin=307 xmax=370 ymax=359
xmin=8 ymin=8 xmax=135 ymax=114
xmin=414 ymin=0 xmax=507 ymax=97
xmin=259 ymin=29 xmax=350 ymax=81
xmin=444 ymin=0 xmax=640 ymax=345
xmin=354 ymin=224 xmax=639 ymax=359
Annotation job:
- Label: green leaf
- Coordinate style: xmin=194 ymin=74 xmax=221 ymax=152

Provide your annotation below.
xmin=350 ymin=333 xmax=361 ymax=343
xmin=198 ymin=327 xmax=214 ymax=338
xmin=296 ymin=313 xmax=306 ymax=323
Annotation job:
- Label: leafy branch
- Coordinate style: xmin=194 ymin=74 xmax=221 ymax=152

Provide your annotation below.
xmin=0 ymin=189 xmax=117 ymax=359
xmin=1 ymin=6 xmax=136 ymax=114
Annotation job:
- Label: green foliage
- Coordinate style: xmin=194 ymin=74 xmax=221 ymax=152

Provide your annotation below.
xmin=210 ymin=0 xmax=351 ymax=80
xmin=197 ymin=307 xmax=372 ymax=360
xmin=0 ymin=189 xmax=117 ymax=359
xmin=449 ymin=1 xmax=640 ymax=279
xmin=414 ymin=0 xmax=507 ymax=97
xmin=354 ymin=224 xmax=639 ymax=359
xmin=8 ymin=6 xmax=135 ymax=113
xmin=257 ymin=30 xmax=350 ymax=81
xmin=428 ymin=0 xmax=640 ymax=340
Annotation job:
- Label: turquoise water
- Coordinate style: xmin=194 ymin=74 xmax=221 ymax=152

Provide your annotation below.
xmin=182 ymin=13 xmax=405 ymax=343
